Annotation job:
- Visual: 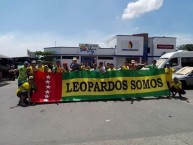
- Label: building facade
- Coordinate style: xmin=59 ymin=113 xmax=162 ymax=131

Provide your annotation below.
xmin=43 ymin=33 xmax=176 ymax=68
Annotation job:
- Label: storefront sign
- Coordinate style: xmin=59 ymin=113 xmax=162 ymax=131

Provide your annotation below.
xmin=157 ymin=44 xmax=174 ymax=49
xmin=116 ymin=37 xmax=144 ymax=56
xmin=79 ymin=44 xmax=98 ymax=55
xmin=122 ymin=41 xmax=139 ymax=51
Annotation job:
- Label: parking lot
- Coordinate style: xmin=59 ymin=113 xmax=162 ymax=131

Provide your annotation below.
xmin=0 ymin=80 xmax=193 ymax=145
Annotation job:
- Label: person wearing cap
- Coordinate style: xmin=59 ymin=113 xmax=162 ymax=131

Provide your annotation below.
xmin=53 ymin=60 xmax=64 ymax=73
xmin=17 ymin=61 xmax=29 ymax=87
xmin=129 ymin=60 xmax=138 ymax=70
xmin=70 ymin=57 xmax=81 ymax=72
xmin=170 ymin=77 xmax=186 ymax=98
xmin=16 ymin=76 xmax=36 ymax=106
xmin=36 ymin=60 xmax=44 ymax=72
xmin=165 ymin=62 xmax=175 ymax=89
xmin=27 ymin=60 xmax=37 ymax=76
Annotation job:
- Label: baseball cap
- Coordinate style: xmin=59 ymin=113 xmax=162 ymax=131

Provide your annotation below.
xmin=29 ymin=76 xmax=34 ymax=80
xmin=31 ymin=60 xmax=36 ymax=64
xmin=73 ymin=57 xmax=77 ymax=60
xmin=131 ymin=60 xmax=135 ymax=63
xmin=24 ymin=61 xmax=28 ymax=64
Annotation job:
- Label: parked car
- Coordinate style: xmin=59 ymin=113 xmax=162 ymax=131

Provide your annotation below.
xmin=173 ymin=66 xmax=193 ymax=88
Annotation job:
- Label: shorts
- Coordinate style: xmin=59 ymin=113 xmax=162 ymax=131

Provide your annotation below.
xmin=17 ymin=90 xmax=29 ymax=98
xmin=18 ymin=80 xmax=24 ymax=87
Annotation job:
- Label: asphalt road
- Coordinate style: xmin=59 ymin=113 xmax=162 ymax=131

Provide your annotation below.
xmin=0 ymin=80 xmax=193 ymax=145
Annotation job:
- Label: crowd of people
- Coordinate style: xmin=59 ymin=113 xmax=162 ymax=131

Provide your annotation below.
xmin=13 ymin=57 xmax=186 ymax=107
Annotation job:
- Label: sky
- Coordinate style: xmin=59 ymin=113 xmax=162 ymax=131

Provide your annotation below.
xmin=0 ymin=0 xmax=193 ymax=57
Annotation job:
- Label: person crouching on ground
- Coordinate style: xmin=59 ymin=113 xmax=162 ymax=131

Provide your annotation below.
xmin=16 ymin=76 xmax=36 ymax=107
xmin=170 ymin=77 xmax=186 ymax=98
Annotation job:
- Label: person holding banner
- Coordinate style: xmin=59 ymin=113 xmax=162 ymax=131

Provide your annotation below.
xmin=28 ymin=60 xmax=37 ymax=76
xmin=37 ymin=60 xmax=44 ymax=72
xmin=129 ymin=60 xmax=138 ymax=70
xmin=146 ymin=60 xmax=158 ymax=70
xmin=53 ymin=60 xmax=64 ymax=73
xmin=121 ymin=61 xmax=130 ymax=70
xmin=16 ymin=76 xmax=36 ymax=107
xmin=165 ymin=62 xmax=175 ymax=89
xmin=70 ymin=57 xmax=81 ymax=72
xmin=63 ymin=62 xmax=70 ymax=72
xmin=107 ymin=63 xmax=116 ymax=71
xmin=44 ymin=65 xmax=51 ymax=73
xmin=81 ymin=61 xmax=90 ymax=71
xmin=98 ymin=62 xmax=106 ymax=73
xmin=90 ymin=63 xmax=99 ymax=72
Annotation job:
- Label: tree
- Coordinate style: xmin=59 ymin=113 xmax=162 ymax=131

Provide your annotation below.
xmin=177 ymin=44 xmax=193 ymax=51
xmin=35 ymin=51 xmax=55 ymax=62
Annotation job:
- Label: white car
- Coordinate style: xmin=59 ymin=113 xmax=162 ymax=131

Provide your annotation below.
xmin=173 ymin=66 xmax=193 ymax=87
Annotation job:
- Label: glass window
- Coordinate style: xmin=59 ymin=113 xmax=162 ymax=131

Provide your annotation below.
xmin=62 ymin=56 xmax=79 ymax=59
xmin=55 ymin=56 xmax=61 ymax=59
xmin=98 ymin=57 xmax=113 ymax=60
xmin=169 ymin=58 xmax=178 ymax=66
xmin=181 ymin=58 xmax=193 ymax=67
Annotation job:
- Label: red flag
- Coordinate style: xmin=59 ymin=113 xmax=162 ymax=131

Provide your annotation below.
xmin=31 ymin=71 xmax=62 ymax=103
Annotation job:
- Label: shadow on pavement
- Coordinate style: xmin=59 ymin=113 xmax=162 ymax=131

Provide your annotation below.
xmin=29 ymin=96 xmax=190 ymax=106
xmin=10 ymin=96 xmax=190 ymax=108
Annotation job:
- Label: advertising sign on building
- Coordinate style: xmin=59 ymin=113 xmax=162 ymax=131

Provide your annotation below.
xmin=115 ymin=36 xmax=144 ymax=56
xmin=79 ymin=44 xmax=98 ymax=55
xmin=157 ymin=44 xmax=174 ymax=49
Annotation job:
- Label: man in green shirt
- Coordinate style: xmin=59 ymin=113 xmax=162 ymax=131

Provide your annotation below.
xmin=147 ymin=60 xmax=158 ymax=69
xmin=17 ymin=61 xmax=28 ymax=87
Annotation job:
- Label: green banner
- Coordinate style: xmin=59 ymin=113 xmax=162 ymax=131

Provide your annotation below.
xmin=62 ymin=69 xmax=169 ymax=102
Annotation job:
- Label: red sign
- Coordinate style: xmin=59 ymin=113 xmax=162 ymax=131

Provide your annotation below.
xmin=157 ymin=44 xmax=174 ymax=49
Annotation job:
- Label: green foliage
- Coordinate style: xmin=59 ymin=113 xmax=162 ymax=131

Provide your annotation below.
xmin=177 ymin=44 xmax=193 ymax=51
xmin=35 ymin=51 xmax=55 ymax=62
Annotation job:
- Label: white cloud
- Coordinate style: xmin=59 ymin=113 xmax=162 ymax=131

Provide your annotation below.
xmin=122 ymin=0 xmax=163 ymax=20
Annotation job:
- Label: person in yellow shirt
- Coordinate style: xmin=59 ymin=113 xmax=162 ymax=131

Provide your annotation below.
xmin=27 ymin=60 xmax=37 ymax=76
xmin=165 ymin=62 xmax=175 ymax=89
xmin=81 ymin=61 xmax=90 ymax=71
xmin=107 ymin=63 xmax=116 ymax=71
xmin=170 ymin=77 xmax=186 ymax=98
xmin=36 ymin=60 xmax=44 ymax=72
xmin=53 ymin=60 xmax=64 ymax=73
xmin=16 ymin=76 xmax=36 ymax=107
xmin=121 ymin=61 xmax=130 ymax=70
